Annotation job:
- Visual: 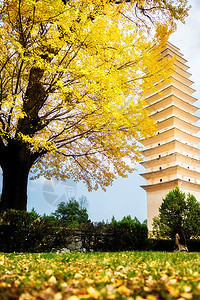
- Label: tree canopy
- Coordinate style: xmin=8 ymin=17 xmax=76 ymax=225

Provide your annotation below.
xmin=52 ymin=199 xmax=89 ymax=227
xmin=152 ymin=187 xmax=200 ymax=239
xmin=0 ymin=0 xmax=189 ymax=210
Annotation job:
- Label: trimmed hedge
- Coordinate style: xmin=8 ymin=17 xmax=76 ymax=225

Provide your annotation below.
xmin=0 ymin=210 xmax=199 ymax=252
xmin=149 ymin=238 xmax=200 ymax=252
xmin=79 ymin=216 xmax=149 ymax=252
xmin=0 ymin=210 xmax=149 ymax=252
xmin=0 ymin=210 xmax=70 ymax=252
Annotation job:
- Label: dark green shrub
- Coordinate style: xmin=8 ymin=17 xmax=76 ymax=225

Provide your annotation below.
xmin=187 ymin=239 xmax=200 ymax=252
xmin=0 ymin=209 xmax=40 ymax=252
xmin=84 ymin=216 xmax=148 ymax=252
xmin=148 ymin=239 xmax=175 ymax=252
xmin=0 ymin=210 xmax=149 ymax=252
xmin=149 ymin=238 xmax=200 ymax=252
xmin=0 ymin=209 xmax=70 ymax=252
xmin=107 ymin=216 xmax=148 ymax=251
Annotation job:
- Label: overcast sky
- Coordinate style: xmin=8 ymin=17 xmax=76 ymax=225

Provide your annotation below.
xmin=27 ymin=0 xmax=200 ymax=221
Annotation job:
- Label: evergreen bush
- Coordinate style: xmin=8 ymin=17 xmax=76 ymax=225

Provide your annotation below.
xmin=0 ymin=209 xmax=68 ymax=252
xmin=0 ymin=210 xmax=149 ymax=252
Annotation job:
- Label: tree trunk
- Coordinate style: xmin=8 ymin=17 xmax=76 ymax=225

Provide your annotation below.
xmin=0 ymin=140 xmax=34 ymax=211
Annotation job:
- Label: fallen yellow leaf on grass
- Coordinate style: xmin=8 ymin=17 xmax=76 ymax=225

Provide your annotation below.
xmin=113 ymin=279 xmax=123 ymax=287
xmin=106 ymin=294 xmax=117 ymax=300
xmin=74 ymin=272 xmax=83 ymax=279
xmin=46 ymin=269 xmax=54 ymax=276
xmin=85 ymin=277 xmax=94 ymax=284
xmin=180 ymin=292 xmax=193 ymax=300
xmin=143 ymin=286 xmax=151 ymax=292
xmin=118 ymin=285 xmax=131 ymax=295
xmin=146 ymin=295 xmax=158 ymax=300
xmin=146 ymin=276 xmax=154 ymax=287
xmin=87 ymin=287 xmax=101 ymax=299
xmin=196 ymin=283 xmax=200 ymax=293
xmin=102 ymin=274 xmax=110 ymax=282
xmin=183 ymin=286 xmax=191 ymax=293
xmin=0 ymin=282 xmax=7 ymax=287
xmin=160 ymin=274 xmax=168 ymax=284
xmin=168 ymin=278 xmax=177 ymax=285
xmin=168 ymin=286 xmax=180 ymax=298
xmin=61 ymin=282 xmax=68 ymax=288
xmin=53 ymin=292 xmax=63 ymax=300
xmin=48 ymin=275 xmax=57 ymax=284
xmin=19 ymin=292 xmax=35 ymax=300
xmin=116 ymin=265 xmax=125 ymax=271
xmin=67 ymin=296 xmax=80 ymax=300
xmin=135 ymin=296 xmax=145 ymax=300
xmin=40 ymin=287 xmax=55 ymax=297
xmin=14 ymin=279 xmax=21 ymax=287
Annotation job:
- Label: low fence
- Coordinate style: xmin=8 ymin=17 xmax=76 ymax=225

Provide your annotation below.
xmin=0 ymin=224 xmax=199 ymax=252
xmin=0 ymin=224 xmax=148 ymax=252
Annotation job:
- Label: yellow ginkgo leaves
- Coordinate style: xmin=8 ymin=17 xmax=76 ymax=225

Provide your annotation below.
xmin=1 ymin=251 xmax=200 ymax=299
xmin=0 ymin=0 xmax=190 ymax=209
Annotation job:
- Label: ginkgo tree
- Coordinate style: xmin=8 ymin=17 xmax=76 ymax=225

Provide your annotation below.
xmin=0 ymin=0 xmax=189 ymax=210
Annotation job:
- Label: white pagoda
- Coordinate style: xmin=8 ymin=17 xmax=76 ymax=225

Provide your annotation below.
xmin=140 ymin=42 xmax=200 ymax=231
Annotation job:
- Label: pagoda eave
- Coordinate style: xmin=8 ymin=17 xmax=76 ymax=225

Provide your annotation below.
xmin=141 ymin=152 xmax=200 ymax=168
xmin=140 ymin=165 xmax=200 ymax=180
xmin=141 ymin=179 xmax=200 ymax=192
xmin=146 ymin=95 xmax=198 ymax=114
xmin=140 ymin=127 xmax=200 ymax=147
xmin=142 ymin=140 xmax=200 ymax=157
xmin=145 ymin=85 xmax=197 ymax=105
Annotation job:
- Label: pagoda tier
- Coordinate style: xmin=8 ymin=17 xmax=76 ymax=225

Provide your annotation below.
xmin=149 ymin=106 xmax=199 ymax=124
xmin=147 ymin=96 xmax=198 ymax=115
xmin=141 ymin=152 xmax=200 ymax=172
xmin=143 ymin=140 xmax=200 ymax=160
xmin=145 ymin=86 xmax=197 ymax=106
xmin=141 ymin=128 xmax=199 ymax=148
xmin=157 ymin=117 xmax=199 ymax=135
xmin=140 ymin=42 xmax=200 ymax=231
xmin=141 ymin=165 xmax=200 ymax=184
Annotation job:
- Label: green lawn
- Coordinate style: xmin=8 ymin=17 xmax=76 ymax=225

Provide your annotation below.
xmin=0 ymin=251 xmax=200 ymax=299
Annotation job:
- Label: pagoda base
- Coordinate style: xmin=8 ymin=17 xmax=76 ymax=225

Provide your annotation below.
xmin=141 ymin=179 xmax=200 ymax=231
